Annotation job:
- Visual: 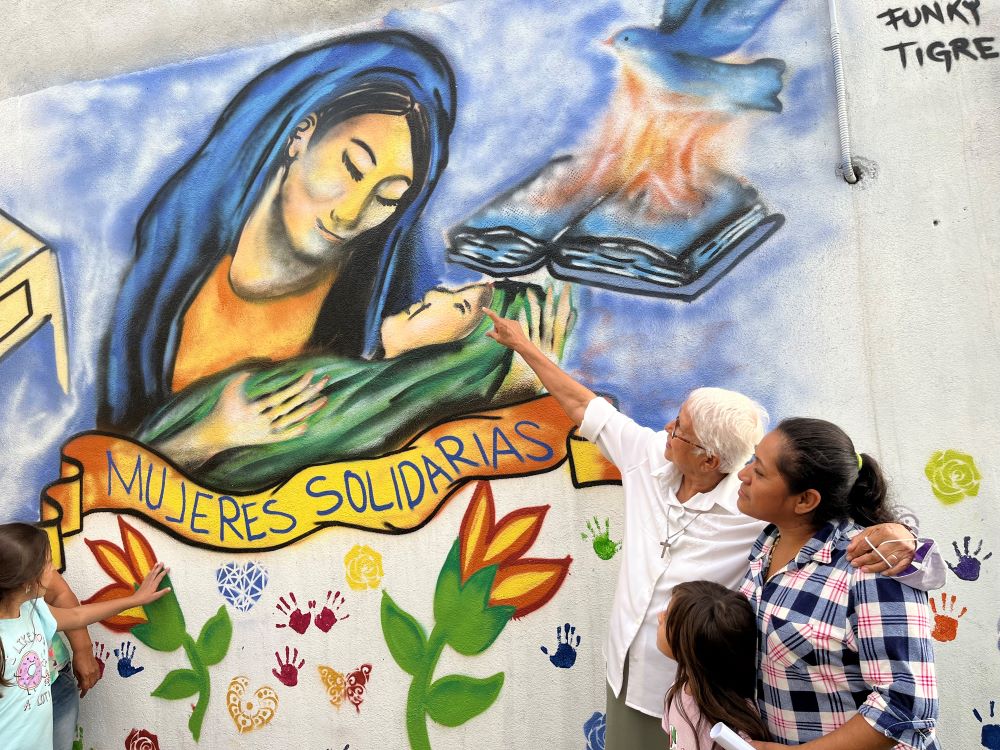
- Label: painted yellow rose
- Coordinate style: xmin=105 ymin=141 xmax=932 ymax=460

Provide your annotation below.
xmin=344 ymin=545 xmax=384 ymax=590
xmin=925 ymin=449 xmax=982 ymax=505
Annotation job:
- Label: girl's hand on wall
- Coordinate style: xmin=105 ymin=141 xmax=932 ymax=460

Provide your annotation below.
xmin=133 ymin=562 xmax=171 ymax=605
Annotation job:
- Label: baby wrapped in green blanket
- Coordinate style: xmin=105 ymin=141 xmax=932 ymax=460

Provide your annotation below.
xmin=137 ymin=282 xmax=572 ymax=493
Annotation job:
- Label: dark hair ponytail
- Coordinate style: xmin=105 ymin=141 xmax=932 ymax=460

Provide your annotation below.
xmin=775 ymin=418 xmax=895 ymax=527
xmin=0 ymin=523 xmax=50 ymax=692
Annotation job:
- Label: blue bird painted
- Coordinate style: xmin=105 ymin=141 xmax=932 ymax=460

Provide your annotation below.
xmin=656 ymin=0 xmax=789 ymax=57
xmin=608 ymin=0 xmax=789 ymax=112
xmin=610 ymin=28 xmax=785 ymax=112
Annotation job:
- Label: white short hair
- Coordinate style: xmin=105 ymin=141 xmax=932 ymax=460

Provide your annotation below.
xmin=685 ymin=387 xmax=769 ymax=474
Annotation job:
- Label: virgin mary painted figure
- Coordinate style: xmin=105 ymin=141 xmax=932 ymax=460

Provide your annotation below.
xmin=100 ymin=30 xmax=457 ymax=432
xmin=99 ymin=31 xmax=573 ymax=492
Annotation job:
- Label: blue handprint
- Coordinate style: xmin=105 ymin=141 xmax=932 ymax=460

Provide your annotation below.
xmin=974 ymin=700 xmax=1000 ymax=749
xmin=948 ymin=536 xmax=992 ymax=581
xmin=114 ymin=641 xmax=144 ymax=678
xmin=540 ymin=622 xmax=581 ymax=669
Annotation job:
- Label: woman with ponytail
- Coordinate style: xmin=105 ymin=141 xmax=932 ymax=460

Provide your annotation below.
xmin=736 ymin=418 xmax=941 ymax=750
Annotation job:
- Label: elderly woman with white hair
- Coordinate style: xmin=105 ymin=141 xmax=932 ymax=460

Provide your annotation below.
xmin=483 ymin=307 xmax=940 ymax=750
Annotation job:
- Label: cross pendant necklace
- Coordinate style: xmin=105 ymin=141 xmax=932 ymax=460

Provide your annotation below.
xmin=660 ymin=506 xmax=705 ymax=559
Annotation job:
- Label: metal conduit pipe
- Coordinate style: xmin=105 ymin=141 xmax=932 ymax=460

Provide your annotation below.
xmin=828 ymin=0 xmax=859 ymax=184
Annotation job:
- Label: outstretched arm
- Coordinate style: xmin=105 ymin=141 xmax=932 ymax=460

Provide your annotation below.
xmin=49 ymin=563 xmax=171 ymax=632
xmin=483 ymin=304 xmax=595 ymax=426
xmin=44 ymin=571 xmax=101 ymax=696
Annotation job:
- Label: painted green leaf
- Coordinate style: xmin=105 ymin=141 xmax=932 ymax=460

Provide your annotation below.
xmin=425 ymin=672 xmax=505 ymax=727
xmin=445 ymin=564 xmax=514 ymax=656
xmin=152 ymin=668 xmax=201 ymax=700
xmin=196 ymin=605 xmax=232 ymax=666
xmin=381 ymin=590 xmax=428 ymax=675
xmin=433 ymin=540 xmax=463 ymax=623
xmin=131 ymin=574 xmax=186 ymax=652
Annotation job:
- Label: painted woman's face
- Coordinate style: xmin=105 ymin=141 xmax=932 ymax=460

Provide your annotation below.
xmin=380 ymin=283 xmax=494 ymax=358
xmin=280 ymin=112 xmax=414 ymax=263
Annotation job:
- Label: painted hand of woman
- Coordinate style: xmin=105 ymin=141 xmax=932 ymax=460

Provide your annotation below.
xmin=845 ymin=522 xmax=917 ymax=575
xmin=132 ymin=562 xmax=172 ymax=605
xmin=202 ymin=372 xmax=330 ymax=448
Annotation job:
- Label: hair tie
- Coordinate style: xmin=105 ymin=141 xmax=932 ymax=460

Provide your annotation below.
xmin=856 ymin=453 xmax=863 ymax=470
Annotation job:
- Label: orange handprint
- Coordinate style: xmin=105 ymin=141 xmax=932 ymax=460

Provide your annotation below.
xmin=929 ymin=592 xmax=967 ymax=642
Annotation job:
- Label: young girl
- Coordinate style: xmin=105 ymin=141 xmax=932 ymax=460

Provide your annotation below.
xmin=656 ymin=580 xmax=769 ymax=750
xmin=0 ymin=522 xmax=169 ymax=750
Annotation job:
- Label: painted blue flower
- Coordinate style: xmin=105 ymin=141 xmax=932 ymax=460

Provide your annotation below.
xmin=583 ymin=711 xmax=606 ymax=750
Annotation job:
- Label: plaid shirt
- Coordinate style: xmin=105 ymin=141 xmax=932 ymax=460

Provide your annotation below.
xmin=739 ymin=520 xmax=940 ymax=749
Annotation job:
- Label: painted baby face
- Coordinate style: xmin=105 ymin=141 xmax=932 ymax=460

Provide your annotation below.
xmin=380 ymin=283 xmax=494 ymax=358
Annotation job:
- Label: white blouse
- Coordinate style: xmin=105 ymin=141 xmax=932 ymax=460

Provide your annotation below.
xmin=579 ymin=396 xmax=765 ymax=717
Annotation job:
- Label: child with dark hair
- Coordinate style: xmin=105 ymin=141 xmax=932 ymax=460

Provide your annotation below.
xmin=656 ymin=580 xmax=769 ymax=750
xmin=0 ymin=523 xmax=169 ymax=750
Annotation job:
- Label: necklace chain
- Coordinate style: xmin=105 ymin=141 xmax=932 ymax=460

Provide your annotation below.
xmin=659 ymin=505 xmax=707 ymax=558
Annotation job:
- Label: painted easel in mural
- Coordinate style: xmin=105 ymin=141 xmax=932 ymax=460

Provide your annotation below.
xmin=0 ymin=210 xmax=70 ymax=394
xmin=35 ymin=0 xmax=792 ymax=742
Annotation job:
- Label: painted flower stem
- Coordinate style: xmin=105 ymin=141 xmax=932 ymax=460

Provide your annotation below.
xmin=405 ymin=624 xmax=448 ymax=750
xmin=182 ymin=634 xmax=211 ymax=741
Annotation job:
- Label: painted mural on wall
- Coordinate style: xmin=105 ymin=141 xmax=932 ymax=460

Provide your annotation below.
xmin=3 ymin=0 xmax=992 ymax=747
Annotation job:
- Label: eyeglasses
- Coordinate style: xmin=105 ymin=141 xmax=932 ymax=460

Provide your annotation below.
xmin=668 ymin=416 xmax=706 ymax=451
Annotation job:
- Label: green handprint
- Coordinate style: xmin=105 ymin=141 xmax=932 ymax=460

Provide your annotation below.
xmin=72 ymin=726 xmax=94 ymax=750
xmin=582 ymin=517 xmax=621 ymax=560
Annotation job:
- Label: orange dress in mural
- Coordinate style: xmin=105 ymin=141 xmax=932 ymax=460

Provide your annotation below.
xmin=171 ymin=256 xmax=335 ymax=392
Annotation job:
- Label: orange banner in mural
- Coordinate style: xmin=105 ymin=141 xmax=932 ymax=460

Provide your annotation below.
xmin=39 ymin=396 xmax=620 ymax=567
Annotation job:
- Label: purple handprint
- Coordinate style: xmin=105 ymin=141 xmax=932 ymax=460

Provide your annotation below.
xmin=114 ymin=640 xmax=144 ymax=678
xmin=272 ymin=646 xmax=305 ymax=687
xmin=275 ymin=592 xmax=313 ymax=634
xmin=541 ymin=622 xmax=582 ymax=669
xmin=974 ymin=700 xmax=1000 ymax=749
xmin=949 ymin=536 xmax=992 ymax=582
xmin=315 ymin=590 xmax=350 ymax=633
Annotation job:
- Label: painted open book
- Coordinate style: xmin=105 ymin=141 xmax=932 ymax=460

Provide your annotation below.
xmin=448 ymin=155 xmax=784 ymax=299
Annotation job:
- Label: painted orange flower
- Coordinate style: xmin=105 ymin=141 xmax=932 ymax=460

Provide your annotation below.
xmin=458 ymin=481 xmax=571 ymax=618
xmin=83 ymin=516 xmax=159 ymax=630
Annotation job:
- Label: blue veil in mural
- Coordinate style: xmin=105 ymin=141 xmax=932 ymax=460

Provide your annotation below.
xmin=99 ymin=31 xmax=456 ymax=431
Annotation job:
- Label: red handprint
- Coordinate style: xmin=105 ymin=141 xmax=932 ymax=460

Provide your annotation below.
xmin=93 ymin=642 xmax=110 ymax=679
xmin=315 ymin=590 xmax=350 ymax=633
xmin=272 ymin=646 xmax=305 ymax=687
xmin=929 ymin=592 xmax=967 ymax=642
xmin=275 ymin=592 xmax=313 ymax=635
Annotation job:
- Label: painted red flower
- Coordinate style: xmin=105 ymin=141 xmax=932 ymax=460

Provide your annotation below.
xmin=83 ymin=517 xmax=160 ymax=630
xmin=124 ymin=728 xmax=160 ymax=750
xmin=458 ymin=481 xmax=571 ymax=618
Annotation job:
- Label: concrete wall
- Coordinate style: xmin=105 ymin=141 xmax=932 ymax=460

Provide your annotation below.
xmin=1 ymin=0 xmax=997 ymax=748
